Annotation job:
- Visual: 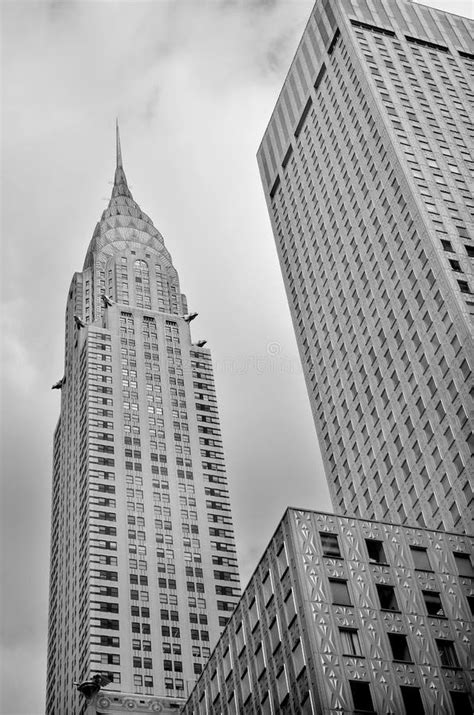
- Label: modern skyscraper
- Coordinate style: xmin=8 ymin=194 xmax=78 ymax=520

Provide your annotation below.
xmin=181 ymin=2 xmax=473 ymax=713
xmin=46 ymin=127 xmax=240 ymax=714
xmin=257 ymin=0 xmax=473 ymax=535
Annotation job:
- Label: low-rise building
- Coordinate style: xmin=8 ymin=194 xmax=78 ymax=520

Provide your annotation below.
xmin=182 ymin=508 xmax=473 ymax=714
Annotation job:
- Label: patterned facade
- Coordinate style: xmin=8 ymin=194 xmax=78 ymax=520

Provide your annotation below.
xmin=256 ymin=0 xmax=474 ymax=534
xmin=46 ymin=129 xmax=240 ymax=714
xmin=183 ymin=508 xmax=474 ymax=715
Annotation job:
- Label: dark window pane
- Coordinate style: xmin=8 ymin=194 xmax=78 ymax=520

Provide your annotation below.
xmin=423 ymin=591 xmax=444 ymax=617
xmin=436 ymin=640 xmax=460 ymax=668
xmin=376 ymin=584 xmax=399 ymax=611
xmin=321 ymin=533 xmax=342 ymax=558
xmin=450 ymin=692 xmax=472 ymax=715
xmin=350 ymin=681 xmax=374 ymax=713
xmin=411 ymin=547 xmax=432 ymax=571
xmin=340 ymin=628 xmax=362 ymax=656
xmin=468 ymin=596 xmax=474 ymax=616
xmin=330 ymin=579 xmax=352 ymax=606
xmin=401 ymin=686 xmax=425 ymax=714
xmin=454 ymin=553 xmax=474 ymax=578
xmin=388 ymin=633 xmax=412 ymax=662
xmin=366 ymin=539 xmax=386 ymax=564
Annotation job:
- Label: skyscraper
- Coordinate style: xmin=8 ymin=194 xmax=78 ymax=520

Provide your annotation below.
xmin=180 ymin=4 xmax=473 ymax=713
xmin=257 ymin=0 xmax=473 ymax=536
xmin=46 ymin=127 xmax=240 ymax=714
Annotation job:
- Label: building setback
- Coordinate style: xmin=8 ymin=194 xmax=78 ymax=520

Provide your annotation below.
xmin=45 ymin=128 xmax=240 ymax=714
xmin=257 ymin=0 xmax=474 ymax=534
xmin=183 ymin=508 xmax=473 ymax=715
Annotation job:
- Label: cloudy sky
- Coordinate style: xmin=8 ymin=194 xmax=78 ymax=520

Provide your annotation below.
xmin=1 ymin=0 xmax=472 ymax=712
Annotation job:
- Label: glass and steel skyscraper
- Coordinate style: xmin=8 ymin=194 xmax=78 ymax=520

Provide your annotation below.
xmin=257 ymin=0 xmax=473 ymax=535
xmin=46 ymin=127 xmax=240 ymax=714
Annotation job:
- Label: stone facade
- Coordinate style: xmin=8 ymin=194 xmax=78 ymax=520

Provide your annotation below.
xmin=182 ymin=508 xmax=473 ymax=715
xmin=257 ymin=0 xmax=474 ymax=534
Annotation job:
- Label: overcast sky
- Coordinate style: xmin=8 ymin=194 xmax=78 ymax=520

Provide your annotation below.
xmin=1 ymin=0 xmax=472 ymax=713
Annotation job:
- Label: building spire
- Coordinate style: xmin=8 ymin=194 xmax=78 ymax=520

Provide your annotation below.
xmin=116 ymin=118 xmax=123 ymax=169
xmin=111 ymin=119 xmax=132 ymax=200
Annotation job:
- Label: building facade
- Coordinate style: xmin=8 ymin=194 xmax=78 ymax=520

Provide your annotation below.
xmin=46 ymin=129 xmax=240 ymax=714
xmin=183 ymin=508 xmax=473 ymax=715
xmin=257 ymin=0 xmax=474 ymax=534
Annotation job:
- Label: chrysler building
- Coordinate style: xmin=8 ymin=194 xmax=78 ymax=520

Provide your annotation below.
xmin=46 ymin=126 xmax=240 ymax=714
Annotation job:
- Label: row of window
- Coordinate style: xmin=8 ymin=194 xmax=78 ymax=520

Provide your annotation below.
xmin=320 ymin=532 xmax=473 ymax=576
xmin=349 ymin=678 xmax=470 ymax=715
xmin=340 ymin=624 xmax=460 ymax=666
xmin=330 ymin=576 xmax=451 ymax=618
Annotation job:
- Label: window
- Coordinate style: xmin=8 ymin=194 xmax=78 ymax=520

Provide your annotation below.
xmin=227 ymin=693 xmax=237 ymax=715
xmin=241 ymin=668 xmax=251 ymax=703
xmin=284 ymin=590 xmax=297 ymax=627
xmin=277 ymin=543 xmax=288 ymax=576
xmin=255 ymin=644 xmax=265 ymax=678
xmin=388 ymin=633 xmax=412 ymax=662
xmin=261 ymin=693 xmax=272 ymax=715
xmin=276 ymin=666 xmax=288 ymax=703
xmin=461 ymin=586 xmax=474 ymax=613
xmin=210 ymin=670 xmax=219 ymax=702
xmin=376 ymin=584 xmax=399 ymax=611
xmin=320 ymin=532 xmax=342 ymax=558
xmin=340 ymin=628 xmax=362 ymax=656
xmin=222 ymin=647 xmax=232 ymax=680
xmin=248 ymin=598 xmax=259 ymax=631
xmin=366 ymin=539 xmax=386 ymax=564
xmin=329 ymin=579 xmax=352 ymax=606
xmin=436 ymin=639 xmax=460 ymax=667
xmin=350 ymin=681 xmax=375 ymax=713
xmin=411 ymin=546 xmax=432 ymax=571
xmin=450 ymin=692 xmax=472 ymax=715
xmin=235 ymin=623 xmax=245 ymax=654
xmin=291 ymin=639 xmax=305 ymax=676
xmin=458 ymin=280 xmax=471 ymax=294
xmin=269 ymin=617 xmax=280 ymax=653
xmin=454 ymin=552 xmax=474 ymax=578
xmin=261 ymin=571 xmax=273 ymax=604
xmin=400 ymin=686 xmax=424 ymax=714
xmin=422 ymin=590 xmax=445 ymax=617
